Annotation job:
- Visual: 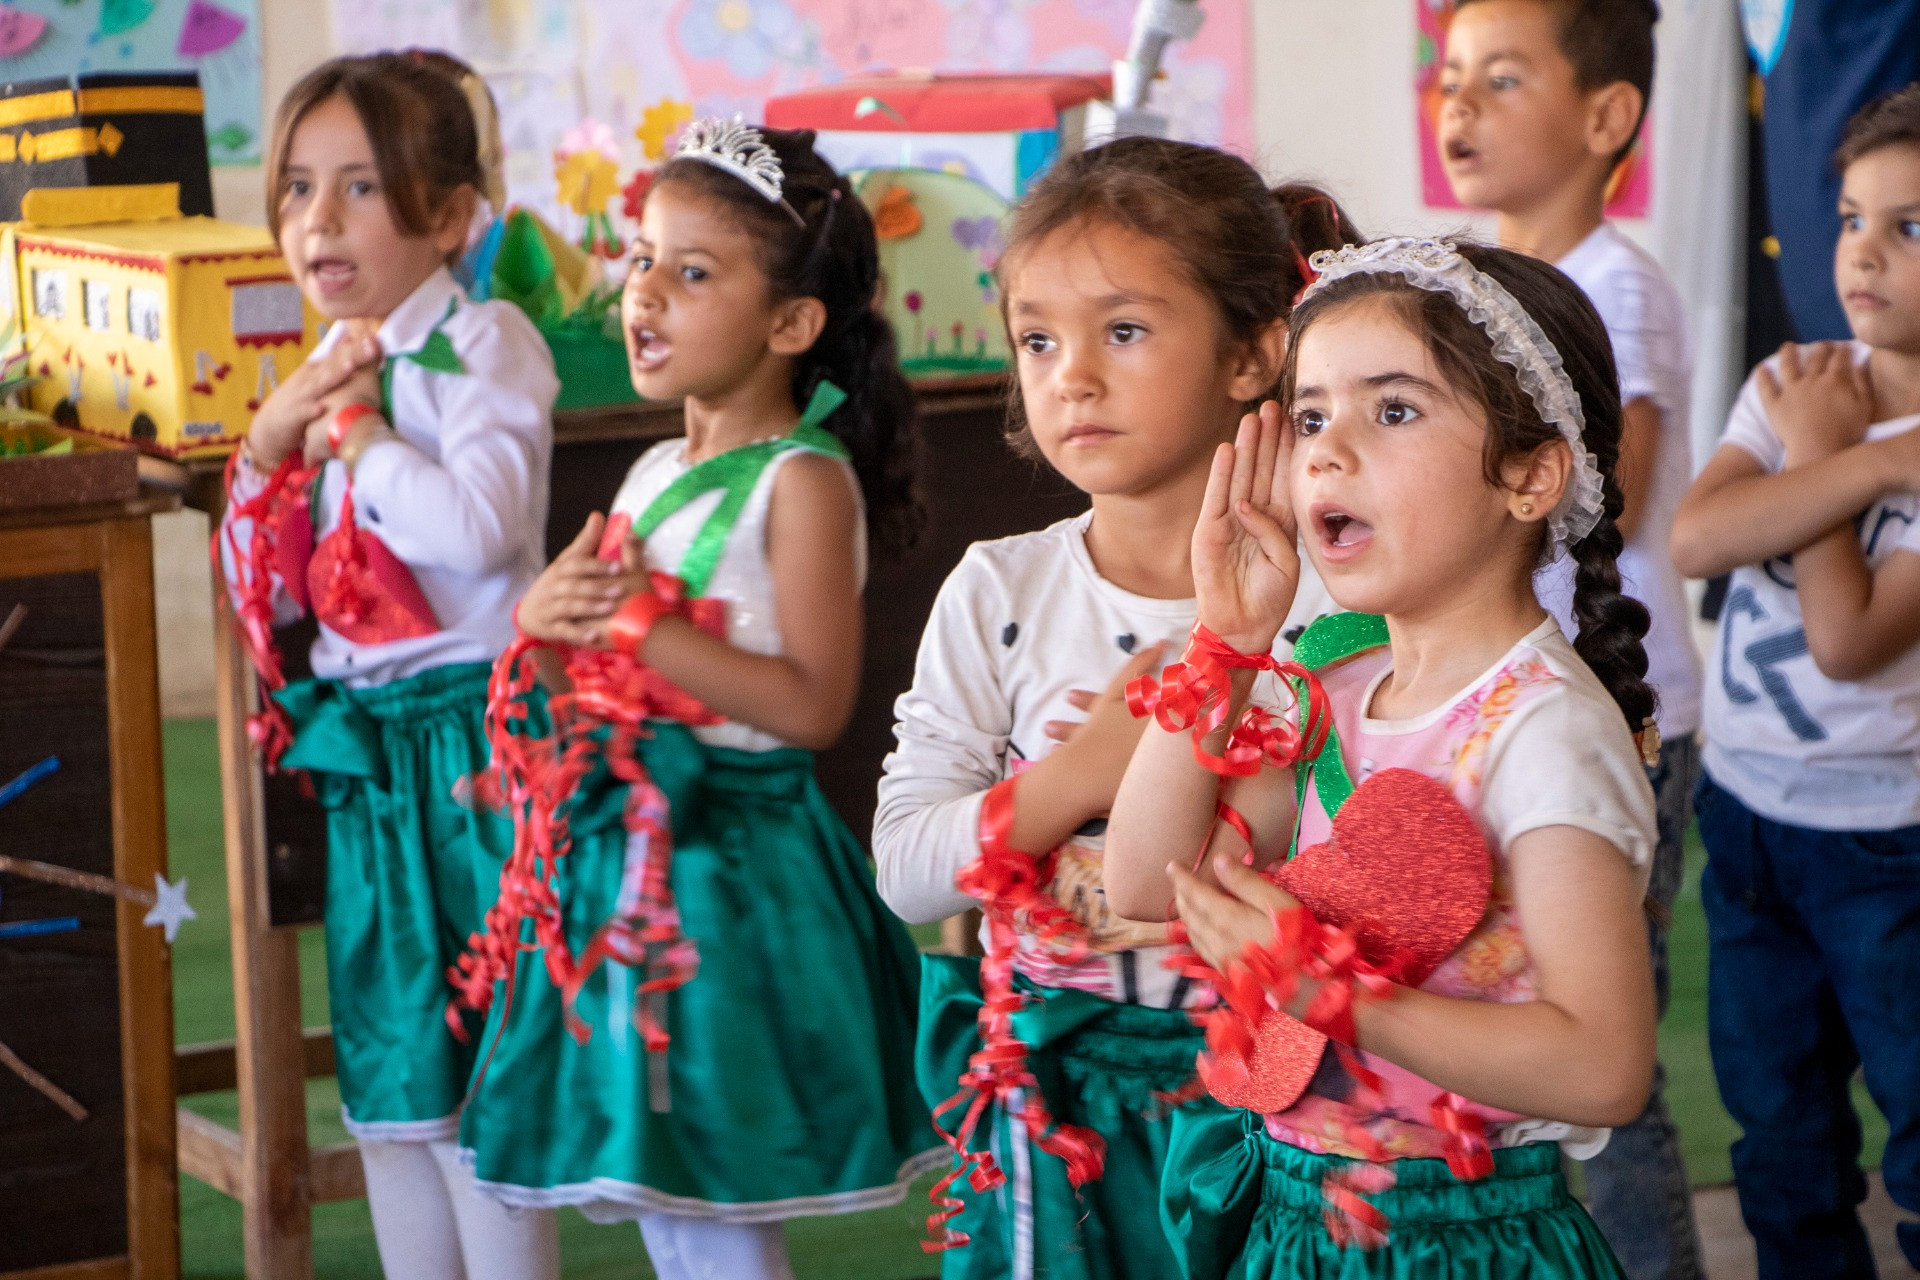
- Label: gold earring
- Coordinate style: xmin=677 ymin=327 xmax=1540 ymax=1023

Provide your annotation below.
xmin=1519 ymin=501 xmax=1535 ymax=516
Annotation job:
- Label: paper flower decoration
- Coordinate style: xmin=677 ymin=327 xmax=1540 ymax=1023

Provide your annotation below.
xmin=555 ymin=126 xmax=625 ymax=259
xmin=637 ymin=99 xmax=694 ymax=162
xmin=561 ymin=118 xmax=620 ymax=162
xmin=622 ymin=169 xmax=656 ymax=222
xmin=556 ymin=149 xmax=621 ymax=216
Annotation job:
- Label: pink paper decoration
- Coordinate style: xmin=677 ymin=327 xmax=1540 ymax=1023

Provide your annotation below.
xmin=177 ymin=0 xmax=247 ymax=58
xmin=0 ymin=7 xmax=48 ymax=59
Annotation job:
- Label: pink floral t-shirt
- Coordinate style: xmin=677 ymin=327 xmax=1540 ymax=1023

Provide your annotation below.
xmin=1265 ymin=618 xmax=1656 ymax=1161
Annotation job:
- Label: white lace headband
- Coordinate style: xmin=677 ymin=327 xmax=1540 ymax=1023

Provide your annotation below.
xmin=675 ymin=116 xmax=806 ymax=227
xmin=1300 ymin=237 xmax=1606 ymax=559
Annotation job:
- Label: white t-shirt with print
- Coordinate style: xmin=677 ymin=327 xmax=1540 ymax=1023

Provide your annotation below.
xmin=1536 ymin=222 xmax=1703 ymax=738
xmin=874 ymin=512 xmax=1317 ymax=1008
xmin=1702 ymin=341 xmax=1920 ymax=831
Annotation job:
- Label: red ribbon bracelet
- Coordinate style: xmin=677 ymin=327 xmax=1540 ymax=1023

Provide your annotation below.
xmin=605 ymin=591 xmax=676 ymax=660
xmin=327 ymin=401 xmax=381 ymax=455
xmin=1125 ymin=624 xmax=1332 ymax=778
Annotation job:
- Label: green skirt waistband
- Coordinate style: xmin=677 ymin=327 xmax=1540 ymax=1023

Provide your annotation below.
xmin=1249 ymin=1114 xmax=1570 ymax=1226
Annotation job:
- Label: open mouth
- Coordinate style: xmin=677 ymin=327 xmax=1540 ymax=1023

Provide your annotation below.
xmin=1314 ymin=505 xmax=1375 ymax=555
xmin=630 ymin=326 xmax=671 ymax=372
xmin=308 ymin=257 xmax=358 ymax=295
xmin=1443 ymin=136 xmax=1479 ymax=166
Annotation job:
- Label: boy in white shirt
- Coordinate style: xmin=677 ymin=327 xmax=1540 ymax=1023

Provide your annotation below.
xmin=1672 ymin=86 xmax=1920 ymax=1279
xmin=1440 ymin=3 xmax=1705 ymax=1277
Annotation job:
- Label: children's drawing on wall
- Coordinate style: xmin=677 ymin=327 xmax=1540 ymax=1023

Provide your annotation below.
xmin=328 ymin=0 xmax=1252 ymax=223
xmin=0 ymin=0 xmax=263 ymax=163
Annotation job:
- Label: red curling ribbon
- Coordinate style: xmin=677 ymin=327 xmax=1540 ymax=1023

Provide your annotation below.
xmin=1430 ymin=1091 xmax=1496 ymax=1181
xmin=213 ymin=447 xmax=318 ymax=772
xmin=1125 ymin=625 xmax=1331 ymax=779
xmin=448 ymin=538 xmax=731 ymax=1112
xmin=923 ymin=779 xmax=1108 ymax=1253
xmin=1322 ymin=1161 xmax=1395 ymax=1250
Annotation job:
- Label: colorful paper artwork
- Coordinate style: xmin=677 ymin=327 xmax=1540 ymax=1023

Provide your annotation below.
xmin=176 ymin=0 xmax=247 ymax=56
xmin=1415 ymin=0 xmax=1649 ymax=218
xmin=0 ymin=7 xmax=49 ymax=59
xmin=1 ymin=0 xmax=261 ymax=164
xmin=329 ymin=0 xmax=1252 ymax=225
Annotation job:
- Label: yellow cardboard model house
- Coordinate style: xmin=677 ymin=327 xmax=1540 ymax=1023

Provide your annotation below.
xmin=1 ymin=183 xmax=320 ymax=458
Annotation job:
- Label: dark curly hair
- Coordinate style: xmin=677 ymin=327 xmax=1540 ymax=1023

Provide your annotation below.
xmin=654 ymin=128 xmax=923 ymax=558
xmin=1279 ymin=241 xmax=1656 ymax=732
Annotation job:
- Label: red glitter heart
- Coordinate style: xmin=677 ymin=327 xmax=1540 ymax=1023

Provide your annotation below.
xmin=1205 ymin=767 xmax=1492 ymax=1114
xmin=1277 ymin=768 xmax=1491 ymax=988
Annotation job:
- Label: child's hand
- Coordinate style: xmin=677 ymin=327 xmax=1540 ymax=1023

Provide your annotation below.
xmin=1170 ymin=852 xmax=1301 ymax=974
xmin=1760 ymin=341 xmax=1875 ymax=465
xmin=1044 ymin=641 xmax=1167 ymax=797
xmin=304 ymin=362 xmax=387 ymax=467
xmin=514 ymin=514 xmax=649 ymax=647
xmin=246 ymin=332 xmax=382 ymax=471
xmin=1193 ymin=401 xmax=1300 ymax=653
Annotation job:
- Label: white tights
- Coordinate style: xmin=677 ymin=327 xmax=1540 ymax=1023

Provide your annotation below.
xmin=357 ymin=1138 xmax=559 ymax=1280
xmin=639 ymin=1213 xmax=795 ymax=1280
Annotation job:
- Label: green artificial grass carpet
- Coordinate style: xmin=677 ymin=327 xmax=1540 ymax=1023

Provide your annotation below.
xmin=163 ymin=719 xmax=1887 ymax=1276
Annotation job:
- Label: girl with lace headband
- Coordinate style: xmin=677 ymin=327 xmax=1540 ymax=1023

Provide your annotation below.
xmin=874 ymin=137 xmax=1359 ymax=1279
xmin=1103 ymin=238 xmax=1659 ymax=1277
xmin=450 ymin=120 xmax=938 ymax=1280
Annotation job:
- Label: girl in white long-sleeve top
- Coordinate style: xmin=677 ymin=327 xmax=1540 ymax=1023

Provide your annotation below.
xmin=217 ymin=52 xmax=559 ymax=1280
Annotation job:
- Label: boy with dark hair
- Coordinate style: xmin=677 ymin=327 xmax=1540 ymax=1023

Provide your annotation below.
xmin=1672 ymin=84 xmax=1920 ymax=1280
xmin=1440 ymin=4 xmax=1707 ymax=1278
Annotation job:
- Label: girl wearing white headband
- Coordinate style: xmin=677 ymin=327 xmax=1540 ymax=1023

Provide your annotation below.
xmin=453 ymin=119 xmax=939 ymax=1280
xmin=1104 ymin=238 xmax=1658 ymax=1277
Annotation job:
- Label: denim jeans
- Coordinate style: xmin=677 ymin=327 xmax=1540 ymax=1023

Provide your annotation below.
xmin=1696 ymin=770 xmax=1920 ymax=1280
xmin=1583 ymin=734 xmax=1706 ymax=1280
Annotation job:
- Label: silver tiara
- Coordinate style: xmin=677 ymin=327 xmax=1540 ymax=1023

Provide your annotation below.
xmin=676 ymin=116 xmax=805 ymax=225
xmin=1302 ymin=237 xmax=1606 ymax=561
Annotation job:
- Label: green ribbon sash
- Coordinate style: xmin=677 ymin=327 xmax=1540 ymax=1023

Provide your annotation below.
xmin=1287 ymin=611 xmax=1389 ymax=850
xmin=631 ymin=381 xmax=850 ymax=597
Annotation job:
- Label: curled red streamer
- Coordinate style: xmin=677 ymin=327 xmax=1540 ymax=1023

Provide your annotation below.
xmin=1125 ymin=625 xmax=1331 ymax=779
xmin=448 ymin=557 xmax=725 ymax=1086
xmin=212 ymin=448 xmax=317 ymax=772
xmin=923 ymin=779 xmax=1108 ymax=1253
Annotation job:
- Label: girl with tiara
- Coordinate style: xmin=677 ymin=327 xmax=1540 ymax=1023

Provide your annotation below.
xmin=874 ymin=137 xmax=1359 ymax=1279
xmin=451 ymin=120 xmax=940 ymax=1280
xmin=1103 ymin=239 xmax=1661 ymax=1278
xmin=219 ymin=54 xmax=560 ymax=1280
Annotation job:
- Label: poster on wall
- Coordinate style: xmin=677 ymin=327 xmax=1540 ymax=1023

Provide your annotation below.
xmin=328 ymin=0 xmax=1253 ymax=226
xmin=1415 ymin=0 xmax=1650 ymax=218
xmin=0 ymin=0 xmax=263 ymax=165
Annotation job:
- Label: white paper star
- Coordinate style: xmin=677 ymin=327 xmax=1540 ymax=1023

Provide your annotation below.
xmin=142 ymin=874 xmax=195 ymax=943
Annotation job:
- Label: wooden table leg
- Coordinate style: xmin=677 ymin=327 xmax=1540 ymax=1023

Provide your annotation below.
xmin=102 ymin=518 xmax=181 ymax=1279
xmin=210 ymin=585 xmax=313 ymax=1279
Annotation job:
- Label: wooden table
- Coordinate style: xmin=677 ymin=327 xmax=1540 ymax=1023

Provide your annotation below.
xmin=0 ymin=488 xmax=181 ymax=1280
xmin=170 ymin=376 xmax=1083 ymax=1277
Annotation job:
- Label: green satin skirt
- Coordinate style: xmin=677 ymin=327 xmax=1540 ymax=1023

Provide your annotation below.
xmin=1163 ymin=1107 xmax=1628 ymax=1279
xmin=918 ymin=953 xmax=1219 ymax=1280
xmin=276 ymin=662 xmax=505 ymax=1140
xmin=457 ymin=721 xmax=942 ymax=1222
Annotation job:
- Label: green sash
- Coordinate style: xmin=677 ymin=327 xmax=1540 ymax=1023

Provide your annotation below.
xmin=630 ymin=381 xmax=850 ymax=597
xmin=1286 ymin=611 xmax=1389 ymax=850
